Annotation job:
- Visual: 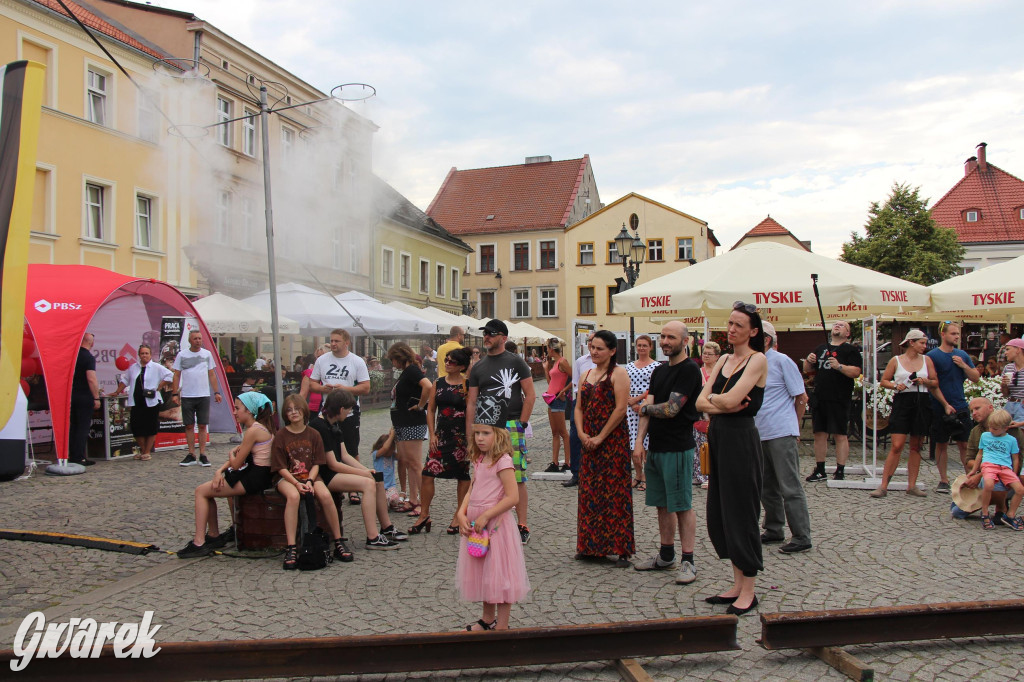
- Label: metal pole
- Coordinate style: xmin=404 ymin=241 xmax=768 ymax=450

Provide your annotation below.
xmin=259 ymin=85 xmax=284 ymax=412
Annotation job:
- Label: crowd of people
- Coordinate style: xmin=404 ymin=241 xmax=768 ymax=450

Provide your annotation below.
xmin=62 ymin=311 xmax=1022 ymax=629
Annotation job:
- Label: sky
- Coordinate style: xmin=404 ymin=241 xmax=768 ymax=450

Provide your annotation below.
xmin=155 ymin=0 xmax=1024 ymax=256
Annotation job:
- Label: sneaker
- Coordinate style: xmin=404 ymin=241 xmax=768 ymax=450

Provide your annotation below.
xmin=543 ymin=462 xmax=561 ymax=473
xmin=365 ymin=534 xmax=400 ymax=550
xmin=935 ymin=481 xmax=951 ymax=494
xmin=675 ymin=561 xmax=697 ymax=585
xmin=562 ymin=477 xmax=578 ymax=488
xmin=760 ymin=533 xmax=785 ymax=544
xmin=869 ymin=488 xmax=887 ymax=498
xmin=778 ymin=542 xmax=812 ymax=554
xmin=199 ymin=455 xmax=211 ymax=467
xmin=221 ymin=525 xmax=236 ymax=543
xmin=176 ymin=540 xmax=212 ymax=558
xmin=518 ymin=525 xmax=531 ymax=545
xmin=832 ymin=470 xmax=845 ymax=481
xmin=906 ymin=487 xmax=927 ymax=497
xmin=179 ymin=454 xmax=197 ymax=467
xmin=205 ymin=532 xmax=228 ymax=549
xmin=382 ymin=525 xmax=409 ymax=542
xmin=634 ymin=554 xmax=676 ymax=571
xmin=805 ymin=470 xmax=827 ymax=482
xmin=560 ymin=463 xmax=571 ymax=472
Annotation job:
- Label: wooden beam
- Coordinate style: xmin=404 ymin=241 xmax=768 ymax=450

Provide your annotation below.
xmin=808 ymin=646 xmax=874 ymax=682
xmin=614 ymin=658 xmax=655 ymax=682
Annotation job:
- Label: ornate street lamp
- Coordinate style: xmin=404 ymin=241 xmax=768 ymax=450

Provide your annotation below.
xmin=614 ymin=222 xmax=645 ymax=361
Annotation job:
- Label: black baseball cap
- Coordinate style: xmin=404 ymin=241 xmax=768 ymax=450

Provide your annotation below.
xmin=480 ymin=319 xmax=508 ymax=336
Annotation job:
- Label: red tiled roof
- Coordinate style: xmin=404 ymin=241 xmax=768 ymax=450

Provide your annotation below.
xmin=426 ymin=156 xmax=590 ymax=235
xmin=31 ymin=0 xmax=170 ymax=61
xmin=931 ymin=162 xmax=1024 ymax=243
xmin=731 ymin=216 xmax=810 ymax=251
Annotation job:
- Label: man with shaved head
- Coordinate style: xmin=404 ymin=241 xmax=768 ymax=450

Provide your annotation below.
xmin=803 ymin=320 xmax=862 ymax=482
xmin=633 ymin=321 xmax=703 ymax=585
xmin=960 ymin=397 xmax=1024 ymax=525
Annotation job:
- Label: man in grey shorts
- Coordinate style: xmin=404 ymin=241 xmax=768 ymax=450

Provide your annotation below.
xmin=171 ymin=330 xmax=222 ymax=467
xmin=633 ymin=321 xmax=703 ymax=585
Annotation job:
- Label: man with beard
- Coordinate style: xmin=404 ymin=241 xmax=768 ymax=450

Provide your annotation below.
xmin=803 ymin=321 xmax=862 ymax=482
xmin=632 ymin=321 xmax=703 ymax=585
xmin=927 ymin=322 xmax=980 ymax=493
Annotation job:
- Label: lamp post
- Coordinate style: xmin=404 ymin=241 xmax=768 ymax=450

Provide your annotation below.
xmin=614 ymin=222 xmax=646 ymax=363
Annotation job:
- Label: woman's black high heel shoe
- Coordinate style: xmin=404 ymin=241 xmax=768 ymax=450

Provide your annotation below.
xmin=446 ymin=525 xmax=460 ymax=535
xmin=409 ymin=518 xmax=432 ymax=534
xmin=283 ymin=544 xmax=298 ymax=570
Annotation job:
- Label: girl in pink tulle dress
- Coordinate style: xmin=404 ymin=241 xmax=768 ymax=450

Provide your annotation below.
xmin=455 ymin=425 xmax=531 ymax=630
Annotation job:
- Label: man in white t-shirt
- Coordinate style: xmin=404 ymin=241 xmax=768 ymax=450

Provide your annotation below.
xmin=564 ymin=332 xmax=596 ymax=487
xmin=171 ymin=330 xmax=222 ymax=467
xmin=309 ymin=328 xmax=371 ymax=465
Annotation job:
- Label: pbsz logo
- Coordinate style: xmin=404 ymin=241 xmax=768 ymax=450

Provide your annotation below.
xmin=33 ymin=298 xmax=81 ymax=313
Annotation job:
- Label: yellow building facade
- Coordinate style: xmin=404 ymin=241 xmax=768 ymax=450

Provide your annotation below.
xmin=563 ymin=193 xmax=717 ymax=337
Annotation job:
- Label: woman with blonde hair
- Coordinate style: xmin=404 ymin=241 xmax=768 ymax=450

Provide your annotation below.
xmin=625 ymin=335 xmax=659 ymax=490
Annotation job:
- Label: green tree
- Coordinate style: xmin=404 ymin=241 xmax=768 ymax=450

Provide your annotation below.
xmin=840 ymin=183 xmax=964 ymax=285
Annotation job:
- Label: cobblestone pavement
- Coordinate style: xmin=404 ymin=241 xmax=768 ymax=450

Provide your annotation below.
xmin=1 ymin=387 xmax=1022 ymax=680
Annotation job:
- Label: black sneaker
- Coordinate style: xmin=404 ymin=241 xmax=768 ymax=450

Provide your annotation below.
xmin=805 ymin=470 xmax=827 ymax=482
xmin=177 ymin=540 xmax=212 ymax=558
xmin=221 ymin=525 xmax=236 ymax=543
xmin=199 ymin=455 xmax=211 ymax=467
xmin=179 ymin=454 xmax=197 ymax=467
xmin=543 ymin=462 xmax=561 ymax=473
xmin=560 ymin=463 xmax=571 ymax=472
xmin=205 ymin=532 xmax=228 ymax=549
xmin=381 ymin=525 xmax=409 ymax=542
xmin=365 ymin=534 xmax=400 ymax=550
xmin=935 ymin=481 xmax=951 ymax=494
xmin=760 ymin=533 xmax=785 ymax=544
xmin=778 ymin=542 xmax=812 ymax=554
xmin=518 ymin=525 xmax=531 ymax=545
xmin=832 ymin=470 xmax=845 ymax=481
xmin=562 ymin=477 xmax=578 ymax=488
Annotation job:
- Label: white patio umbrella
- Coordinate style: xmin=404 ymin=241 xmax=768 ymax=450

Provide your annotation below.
xmin=334 ymin=291 xmax=438 ymax=334
xmin=613 ymin=242 xmax=931 ymax=326
xmin=192 ymin=293 xmax=301 ymax=335
xmin=928 ymin=255 xmax=1024 ymax=323
xmin=386 ymin=302 xmax=465 ymax=334
xmin=506 ymin=321 xmax=562 ymax=345
xmin=242 ymin=283 xmax=358 ymax=334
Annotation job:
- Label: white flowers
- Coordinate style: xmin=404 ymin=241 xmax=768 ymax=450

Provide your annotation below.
xmin=854 ymin=377 xmax=1006 ymax=418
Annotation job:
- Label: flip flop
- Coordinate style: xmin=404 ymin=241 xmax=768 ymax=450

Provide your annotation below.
xmin=139 ymin=453 xmax=152 ymax=461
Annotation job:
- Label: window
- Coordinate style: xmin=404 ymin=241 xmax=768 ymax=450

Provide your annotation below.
xmin=677 ymin=237 xmax=693 ymax=261
xmin=86 ymin=68 xmax=107 ymax=125
xmin=1019 ymin=208 xmax=1024 ymax=220
xmin=419 ymin=259 xmax=430 ymax=294
xmin=349 ymin=232 xmax=359 ymax=273
xmin=32 ymin=166 xmax=53 ymax=234
xmin=281 ymin=127 xmax=294 ymax=163
xmin=607 ymin=241 xmax=620 ymax=264
xmin=479 ymin=244 xmax=495 ymax=273
xmin=629 ymin=213 xmax=640 ymax=230
xmin=480 ymin=291 xmax=495 ymax=319
xmin=400 ymin=253 xmax=411 ymax=289
xmin=607 ymin=286 xmax=617 ymax=315
xmin=215 ymin=191 xmax=231 ymax=244
xmin=958 ymin=267 xmax=975 ymax=276
xmin=242 ymin=109 xmax=257 ymax=156
xmin=85 ymin=183 xmax=106 ymax=240
xmin=648 ymin=239 xmax=663 ymax=261
xmin=540 ymin=288 xmax=557 ymax=317
xmin=436 ymin=264 xmax=446 ymax=296
xmin=513 ymin=242 xmax=530 ymax=271
xmin=965 ymin=210 xmax=979 ymax=222
xmin=20 ymin=38 xmax=54 ymax=107
xmin=579 ymin=242 xmax=594 ymax=265
xmin=240 ymin=196 xmax=254 ymax=250
xmin=539 ymin=240 xmax=556 ymax=270
xmin=135 ymin=195 xmax=153 ymax=248
xmin=382 ymin=248 xmax=394 ymax=287
xmin=138 ymin=89 xmax=159 ymax=142
xmin=216 ymin=97 xmax=232 ymax=147
xmin=513 ymin=289 xmax=530 ymax=318
xmin=451 ymin=268 xmax=459 ymax=300
xmin=578 ymin=287 xmax=595 ymax=315
xmin=332 ymin=228 xmax=343 ymax=269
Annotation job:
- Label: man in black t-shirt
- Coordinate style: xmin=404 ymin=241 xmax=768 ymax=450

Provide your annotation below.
xmin=69 ymin=333 xmax=100 ymax=466
xmin=633 ymin=321 xmax=703 ymax=585
xmin=802 ymin=320 xmax=862 ymax=482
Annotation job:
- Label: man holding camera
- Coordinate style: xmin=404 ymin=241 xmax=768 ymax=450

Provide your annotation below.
xmin=928 ymin=322 xmax=980 ymax=493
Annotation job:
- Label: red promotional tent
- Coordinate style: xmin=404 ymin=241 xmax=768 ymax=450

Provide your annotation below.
xmin=23 ymin=265 xmax=235 ymax=460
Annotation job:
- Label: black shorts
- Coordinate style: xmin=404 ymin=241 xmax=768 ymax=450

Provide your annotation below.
xmin=812 ymin=398 xmax=851 ymax=435
xmin=887 ymin=392 xmax=932 ymax=436
xmin=931 ymin=409 xmax=972 ymax=444
xmin=224 ymin=464 xmax=273 ymax=494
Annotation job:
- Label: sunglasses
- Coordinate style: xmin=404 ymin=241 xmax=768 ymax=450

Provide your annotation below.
xmin=733 ymin=301 xmax=757 ymax=314
xmin=444 ymin=358 xmax=461 ymax=365
xmin=482 ymin=331 xmax=501 ymax=337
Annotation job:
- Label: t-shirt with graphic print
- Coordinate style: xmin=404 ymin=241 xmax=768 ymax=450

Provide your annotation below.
xmin=468 ymin=351 xmax=532 ymax=425
xmin=271 ymin=426 xmax=326 ymax=481
xmin=172 ymin=347 xmax=216 ymax=398
xmin=310 ymin=351 xmax=370 ymax=415
xmin=978 ymin=431 xmax=1020 ymax=469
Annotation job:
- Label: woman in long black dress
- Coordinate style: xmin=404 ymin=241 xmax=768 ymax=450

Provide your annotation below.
xmin=695 ymin=302 xmax=768 ymax=615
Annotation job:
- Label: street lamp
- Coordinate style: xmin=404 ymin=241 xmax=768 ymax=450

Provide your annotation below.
xmin=614 ymin=222 xmax=645 ymax=362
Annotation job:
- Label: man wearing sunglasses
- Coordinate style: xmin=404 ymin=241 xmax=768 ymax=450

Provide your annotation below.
xmin=1000 ymin=338 xmax=1024 ymax=427
xmin=466 ymin=319 xmax=536 ymax=544
xmin=803 ymin=320 xmax=862 ymax=482
xmin=928 ymin=322 xmax=981 ymax=493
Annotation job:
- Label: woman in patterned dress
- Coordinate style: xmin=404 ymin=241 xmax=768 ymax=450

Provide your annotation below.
xmin=693 ymin=341 xmax=721 ymax=488
xmin=625 ymin=335 xmax=660 ymax=490
xmin=412 ymin=348 xmax=472 ymax=535
xmin=574 ymin=330 xmax=635 ymax=567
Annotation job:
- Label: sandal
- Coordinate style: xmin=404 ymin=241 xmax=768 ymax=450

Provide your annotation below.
xmin=396 ymin=501 xmax=416 ymax=513
xmin=1009 ymin=516 xmax=1024 ymax=532
xmin=333 ymin=538 xmax=354 ymax=562
xmin=635 ymin=481 xmax=646 ymax=491
xmin=133 ymin=452 xmax=144 ymax=460
xmin=465 ymin=619 xmax=496 ymax=631
xmin=139 ymin=453 xmax=151 ymax=461
xmin=446 ymin=525 xmax=460 ymax=535
xmin=348 ymin=492 xmax=361 ymax=505
xmin=283 ymin=544 xmax=298 ymax=570
xmin=406 ymin=505 xmax=422 ymax=517
xmin=981 ymin=515 xmax=995 ymax=530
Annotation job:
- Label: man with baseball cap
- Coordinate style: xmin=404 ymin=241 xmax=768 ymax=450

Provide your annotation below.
xmin=756 ymin=322 xmax=812 ymax=553
xmin=999 ymin=338 xmax=1024 ymax=426
xmin=466 ymin=319 xmax=536 ymax=544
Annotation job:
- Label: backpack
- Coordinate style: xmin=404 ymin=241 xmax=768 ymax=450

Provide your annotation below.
xmin=296 ymin=493 xmax=331 ymax=571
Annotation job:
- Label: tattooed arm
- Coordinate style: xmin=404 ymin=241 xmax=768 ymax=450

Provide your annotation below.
xmin=642 ymin=392 xmax=686 ymax=419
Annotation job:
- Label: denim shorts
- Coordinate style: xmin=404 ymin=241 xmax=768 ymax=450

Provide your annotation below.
xmin=548 ymin=398 xmax=567 ymax=412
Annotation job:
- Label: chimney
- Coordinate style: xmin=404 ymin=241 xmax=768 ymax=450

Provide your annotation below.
xmin=976 ymin=142 xmax=987 ymax=171
xmin=525 ymin=155 xmax=552 ymax=165
xmin=964 ymin=156 xmax=978 ymax=177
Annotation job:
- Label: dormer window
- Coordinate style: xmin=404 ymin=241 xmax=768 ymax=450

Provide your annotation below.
xmin=965 ymin=210 xmax=979 ymax=222
xmin=1019 ymin=208 xmax=1024 ymax=220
